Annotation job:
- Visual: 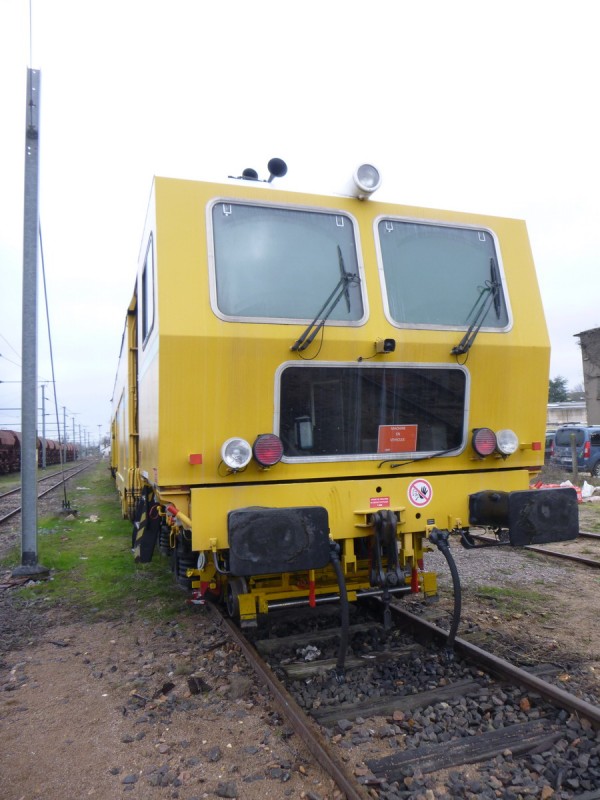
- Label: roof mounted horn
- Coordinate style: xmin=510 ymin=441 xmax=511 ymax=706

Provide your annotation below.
xmin=230 ymin=158 xmax=288 ymax=183
xmin=267 ymin=158 xmax=288 ymax=182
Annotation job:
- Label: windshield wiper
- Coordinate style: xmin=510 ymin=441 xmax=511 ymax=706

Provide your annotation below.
xmin=338 ymin=243 xmax=353 ymax=313
xmin=291 ymin=246 xmax=360 ymax=352
xmin=490 ymin=255 xmax=502 ymax=319
xmin=451 ymin=258 xmax=501 ymax=356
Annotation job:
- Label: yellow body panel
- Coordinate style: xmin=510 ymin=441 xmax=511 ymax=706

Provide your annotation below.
xmin=189 ymin=468 xmax=531 ymax=551
xmin=124 ymin=178 xmax=548 ymax=489
xmin=112 ymin=301 xmax=141 ymax=517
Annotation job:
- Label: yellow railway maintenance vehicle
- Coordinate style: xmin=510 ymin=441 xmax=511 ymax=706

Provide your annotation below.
xmin=111 ymin=159 xmax=577 ymax=644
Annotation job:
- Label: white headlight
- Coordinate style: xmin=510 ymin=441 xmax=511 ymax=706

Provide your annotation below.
xmin=221 ymin=437 xmax=252 ymax=470
xmin=352 ymin=163 xmax=382 ymax=199
xmin=496 ymin=429 xmax=519 ymax=456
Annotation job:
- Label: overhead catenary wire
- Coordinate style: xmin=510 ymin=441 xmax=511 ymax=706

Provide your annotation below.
xmin=0 ymin=333 xmax=22 ymax=362
xmin=0 ymin=353 xmax=22 ymax=369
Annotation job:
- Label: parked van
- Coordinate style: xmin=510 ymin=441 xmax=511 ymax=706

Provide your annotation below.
xmin=551 ymin=424 xmax=600 ymax=476
xmin=545 ymin=430 xmax=555 ymax=463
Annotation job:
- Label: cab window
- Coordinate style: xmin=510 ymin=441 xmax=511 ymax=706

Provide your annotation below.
xmin=211 ymin=202 xmax=364 ymax=322
xmin=378 ymin=220 xmax=508 ymax=329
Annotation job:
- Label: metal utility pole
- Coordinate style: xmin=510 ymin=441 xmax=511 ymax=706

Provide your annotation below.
xmin=14 ymin=68 xmax=48 ymax=578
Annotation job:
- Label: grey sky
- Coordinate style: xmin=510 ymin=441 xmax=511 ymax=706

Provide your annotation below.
xmin=1 ymin=0 xmax=598 ymax=439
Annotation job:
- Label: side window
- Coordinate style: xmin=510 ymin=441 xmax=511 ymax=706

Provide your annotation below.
xmin=141 ymin=235 xmax=154 ymax=345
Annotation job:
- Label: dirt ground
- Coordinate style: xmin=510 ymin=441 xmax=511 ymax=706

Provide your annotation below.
xmin=2 ymin=500 xmax=600 ymax=800
xmin=0 ymin=600 xmax=342 ymax=800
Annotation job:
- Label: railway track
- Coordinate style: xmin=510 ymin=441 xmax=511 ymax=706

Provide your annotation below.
xmin=0 ymin=461 xmax=94 ymax=526
xmin=524 ymin=532 xmax=600 ymax=570
xmin=206 ymin=599 xmax=600 ymax=800
xmin=471 ymin=530 xmax=600 ymax=570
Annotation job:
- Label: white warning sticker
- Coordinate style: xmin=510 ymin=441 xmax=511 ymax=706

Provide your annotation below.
xmin=407 ymin=478 xmax=433 ymax=508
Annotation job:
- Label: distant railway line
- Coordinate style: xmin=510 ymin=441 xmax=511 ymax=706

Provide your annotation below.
xmin=0 ymin=461 xmax=94 ymax=526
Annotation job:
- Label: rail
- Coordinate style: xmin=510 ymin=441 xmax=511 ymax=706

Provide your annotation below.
xmin=0 ymin=462 xmax=95 ymax=526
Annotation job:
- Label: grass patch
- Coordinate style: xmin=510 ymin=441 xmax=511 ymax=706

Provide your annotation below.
xmin=3 ymin=462 xmax=184 ymax=621
xmin=473 ymin=584 xmax=550 ymax=614
xmin=579 ymin=504 xmax=600 ymax=532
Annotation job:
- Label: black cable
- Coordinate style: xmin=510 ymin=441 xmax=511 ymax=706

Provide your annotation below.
xmin=329 ymin=542 xmax=349 ymax=678
xmin=428 ymin=528 xmax=461 ymax=653
xmin=39 ymin=222 xmax=69 ymax=508
xmin=378 ymin=446 xmax=457 ymax=469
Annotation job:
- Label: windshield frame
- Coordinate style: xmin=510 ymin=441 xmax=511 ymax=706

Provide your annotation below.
xmin=374 ymin=215 xmax=513 ymax=332
xmin=274 ymin=360 xmax=470 ymax=464
xmin=207 ymin=197 xmax=369 ymax=326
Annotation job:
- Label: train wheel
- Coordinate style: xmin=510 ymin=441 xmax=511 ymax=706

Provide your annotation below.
xmin=225 ymin=577 xmax=248 ymax=620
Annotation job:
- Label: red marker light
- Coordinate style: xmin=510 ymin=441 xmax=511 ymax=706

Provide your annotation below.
xmin=252 ymin=434 xmax=284 ymax=467
xmin=472 ymin=428 xmax=497 ymax=457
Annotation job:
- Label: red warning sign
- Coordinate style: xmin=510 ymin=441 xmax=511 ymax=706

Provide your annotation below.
xmin=370 ymin=496 xmax=391 ymax=508
xmin=377 ymin=424 xmax=418 ymax=454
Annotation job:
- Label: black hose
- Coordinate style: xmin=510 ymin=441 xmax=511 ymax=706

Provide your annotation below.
xmin=428 ymin=528 xmax=462 ymax=651
xmin=329 ymin=543 xmax=349 ymax=678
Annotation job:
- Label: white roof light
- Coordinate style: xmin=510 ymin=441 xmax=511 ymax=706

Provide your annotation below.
xmin=352 ymin=163 xmax=382 ymax=199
